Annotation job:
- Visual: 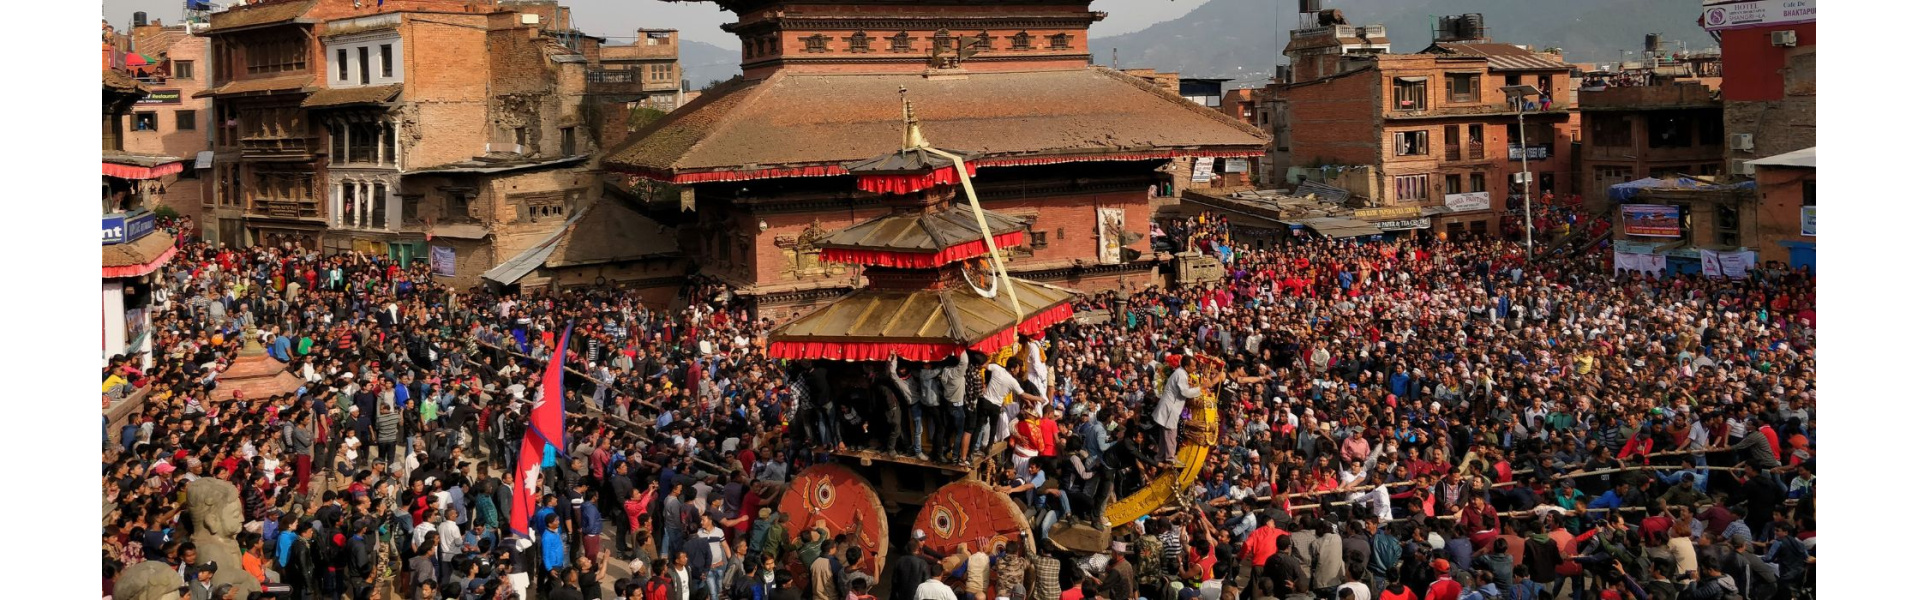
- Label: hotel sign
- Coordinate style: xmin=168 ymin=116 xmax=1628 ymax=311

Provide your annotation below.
xmin=103 ymin=211 xmax=158 ymax=245
xmin=1703 ymin=0 xmax=1815 ymax=32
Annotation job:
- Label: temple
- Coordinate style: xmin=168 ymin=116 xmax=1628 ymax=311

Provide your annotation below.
xmin=605 ymin=0 xmax=1268 ymax=320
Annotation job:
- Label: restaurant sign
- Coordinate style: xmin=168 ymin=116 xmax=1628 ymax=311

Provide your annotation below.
xmin=103 ymin=211 xmax=158 ymax=245
xmin=1353 ymin=205 xmax=1422 ymax=221
xmin=138 ymin=89 xmax=182 ymax=105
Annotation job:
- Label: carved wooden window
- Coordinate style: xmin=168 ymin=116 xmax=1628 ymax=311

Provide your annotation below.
xmin=933 ymin=29 xmax=953 ymax=54
xmin=1010 ymin=31 xmax=1032 ymax=50
xmin=971 ymin=31 xmax=992 ymax=52
xmin=890 ymin=31 xmax=912 ymax=53
xmin=846 ymin=31 xmax=871 ymax=53
xmin=804 ymin=34 xmax=828 ymax=53
xmin=1049 ymin=33 xmax=1071 ymax=50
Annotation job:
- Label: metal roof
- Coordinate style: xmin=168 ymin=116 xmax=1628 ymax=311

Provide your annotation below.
xmin=1750 ymin=147 xmax=1815 ymax=169
xmin=819 ymin=207 xmax=1027 ymax=253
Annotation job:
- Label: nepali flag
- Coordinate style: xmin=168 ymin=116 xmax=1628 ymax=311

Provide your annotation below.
xmin=529 ymin=324 xmax=572 ymax=459
xmin=508 ymin=430 xmax=545 ymax=538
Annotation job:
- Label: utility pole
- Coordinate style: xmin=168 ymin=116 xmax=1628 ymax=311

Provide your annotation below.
xmin=1501 ymin=85 xmax=1543 ymax=258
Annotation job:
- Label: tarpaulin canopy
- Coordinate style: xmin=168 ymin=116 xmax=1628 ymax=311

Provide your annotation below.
xmin=1607 ymin=176 xmax=1711 ymax=202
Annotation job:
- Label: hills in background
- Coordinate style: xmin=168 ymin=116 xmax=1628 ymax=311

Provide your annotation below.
xmin=1092 ymin=0 xmax=1717 ymax=83
xmin=679 ymin=39 xmax=744 ymax=91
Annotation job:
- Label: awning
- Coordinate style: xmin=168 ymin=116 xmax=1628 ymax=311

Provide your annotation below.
xmin=1750 ymin=147 xmax=1815 ymax=169
xmin=103 ymin=234 xmax=177 ymax=279
xmin=301 ymin=84 xmax=402 ymax=108
xmin=483 ymin=211 xmax=589 ymax=285
xmin=1303 ymin=218 xmax=1385 ymax=239
xmin=102 ymin=159 xmax=186 ymax=180
xmin=193 ymin=151 xmax=215 ymax=169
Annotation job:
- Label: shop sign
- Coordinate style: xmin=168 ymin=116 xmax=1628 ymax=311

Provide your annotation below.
xmin=1703 ymin=0 xmax=1815 ymax=32
xmin=137 ymin=89 xmax=182 ymax=104
xmin=1377 ymin=218 xmax=1432 ymax=231
xmin=1353 ymin=206 xmax=1422 ymax=221
xmin=1223 ymin=159 xmax=1250 ymax=173
xmin=1800 ymin=206 xmax=1814 ymax=237
xmin=103 ymin=211 xmax=157 ymax=245
xmin=1445 ymin=192 xmax=1491 ymax=212
xmin=1191 ymin=158 xmax=1216 ymax=182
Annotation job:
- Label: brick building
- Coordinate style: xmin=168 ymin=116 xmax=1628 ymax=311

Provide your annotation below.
xmin=603 ymin=0 xmax=1267 ymax=322
xmin=595 ymin=28 xmax=686 ymax=112
xmin=104 ymin=70 xmax=186 ymax=368
xmin=1749 ymin=147 xmax=1813 ymax=271
xmin=1261 ymin=12 xmax=1579 ymax=239
xmin=122 ymin=19 xmax=214 ymax=226
xmin=199 ymin=0 xmax=617 ymax=285
xmin=1705 ymin=1 xmax=1814 ymax=178
xmin=1579 ymin=80 xmax=1723 ymax=212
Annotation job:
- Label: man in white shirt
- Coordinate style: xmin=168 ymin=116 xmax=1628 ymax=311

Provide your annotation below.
xmin=1153 ymin=354 xmax=1205 ymax=466
xmin=981 ymin=360 xmax=1038 ymax=446
xmin=914 ymin=575 xmax=959 ymax=600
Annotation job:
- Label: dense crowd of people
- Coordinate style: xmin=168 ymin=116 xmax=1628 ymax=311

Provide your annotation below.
xmin=103 ymin=208 xmax=1815 ymax=600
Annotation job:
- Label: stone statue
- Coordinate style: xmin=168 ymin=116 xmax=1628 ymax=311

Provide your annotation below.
xmin=112 ymin=560 xmax=184 ymax=600
xmin=185 ymin=477 xmax=263 ymax=597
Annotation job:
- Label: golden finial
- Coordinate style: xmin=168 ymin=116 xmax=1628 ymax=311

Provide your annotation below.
xmin=899 ymin=86 xmax=925 ymax=150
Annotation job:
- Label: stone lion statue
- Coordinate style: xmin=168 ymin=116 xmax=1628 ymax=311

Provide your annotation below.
xmin=185 ymin=477 xmax=263 ymax=597
xmin=113 ymin=560 xmax=184 ymax=600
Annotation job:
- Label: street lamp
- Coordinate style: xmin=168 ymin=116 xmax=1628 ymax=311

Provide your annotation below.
xmin=1501 ymin=84 xmax=1542 ymax=257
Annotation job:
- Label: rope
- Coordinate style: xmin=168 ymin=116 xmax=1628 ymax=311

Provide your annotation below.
xmin=923 ymin=147 xmax=1023 ymax=321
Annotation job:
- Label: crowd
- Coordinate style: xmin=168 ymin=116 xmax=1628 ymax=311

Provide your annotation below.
xmin=102 ymin=208 xmax=1814 ymax=600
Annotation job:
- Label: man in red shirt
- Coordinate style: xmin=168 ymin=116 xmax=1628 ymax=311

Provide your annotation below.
xmin=1240 ymin=514 xmax=1288 ymax=569
xmin=1425 ymin=560 xmax=1463 ymax=600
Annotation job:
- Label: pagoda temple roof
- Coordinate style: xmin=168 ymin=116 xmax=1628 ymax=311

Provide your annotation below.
xmin=605 ymin=67 xmax=1269 ymax=184
xmin=843 ymin=146 xmax=974 ymax=175
xmin=820 ymin=206 xmax=1026 ymax=256
xmin=768 ymin=278 xmax=1076 ymax=362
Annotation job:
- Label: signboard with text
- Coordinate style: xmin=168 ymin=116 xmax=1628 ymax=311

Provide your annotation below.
xmin=1354 ymin=206 xmax=1422 ymax=221
xmin=1800 ymin=206 xmax=1814 ymax=237
xmin=137 ymin=89 xmax=182 ymax=105
xmin=1223 ymin=158 xmax=1250 ymax=173
xmin=1703 ymin=0 xmax=1814 ymax=31
xmin=103 ymin=211 xmax=157 ymax=245
xmin=1191 ymin=158 xmax=1216 ymax=182
xmin=1376 ymin=218 xmax=1432 ymax=231
xmin=1622 ymin=204 xmax=1683 ymax=238
xmin=1444 ymin=192 xmax=1491 ymax=212
xmin=430 ymin=246 xmax=457 ymax=277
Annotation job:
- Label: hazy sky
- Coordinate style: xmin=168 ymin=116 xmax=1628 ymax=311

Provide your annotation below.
xmin=102 ymin=0 xmax=1203 ymax=48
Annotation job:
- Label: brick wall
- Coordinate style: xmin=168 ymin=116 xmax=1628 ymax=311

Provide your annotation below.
xmin=1753 ymin=166 xmax=1812 ymax=264
xmin=1277 ymin=72 xmax=1380 ymax=167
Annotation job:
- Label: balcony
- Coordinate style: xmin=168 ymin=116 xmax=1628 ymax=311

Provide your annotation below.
xmin=240 ymin=137 xmax=318 ymax=161
xmin=1508 ymin=144 xmax=1551 ymax=161
xmin=1443 ymin=141 xmax=1488 ymax=162
xmin=251 ymin=199 xmax=322 ymax=220
xmin=586 ymin=68 xmax=677 ymax=96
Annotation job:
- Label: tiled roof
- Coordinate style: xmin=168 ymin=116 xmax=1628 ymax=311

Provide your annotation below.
xmin=301 ymin=84 xmax=403 ymax=108
xmin=103 ymin=232 xmax=175 ymax=268
xmin=194 ymin=74 xmax=315 ymax=98
xmin=820 ymin=206 xmax=1027 ymax=254
xmin=604 ymin=67 xmax=1269 ymax=177
xmin=1425 ymin=42 xmax=1573 ymax=72
xmin=103 ymin=69 xmax=145 ymax=94
xmin=206 ymin=0 xmax=318 ymax=33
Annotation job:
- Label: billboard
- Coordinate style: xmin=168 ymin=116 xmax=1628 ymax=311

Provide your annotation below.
xmin=1621 ymin=204 xmax=1682 ymax=238
xmin=103 ymin=211 xmax=158 ymax=245
xmin=1703 ymin=0 xmax=1815 ymax=32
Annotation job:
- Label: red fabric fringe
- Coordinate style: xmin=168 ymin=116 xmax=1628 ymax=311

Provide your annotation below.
xmin=102 ymin=242 xmax=178 ymax=279
xmin=820 ymin=231 xmax=1026 ymax=268
xmin=102 ymin=161 xmax=185 ymax=180
xmin=622 ymin=150 xmax=1262 ymax=185
xmin=768 ymin=297 xmax=1076 ymax=362
xmin=853 ymin=164 xmax=979 ymax=195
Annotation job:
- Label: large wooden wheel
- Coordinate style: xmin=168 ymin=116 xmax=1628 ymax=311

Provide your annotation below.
xmin=777 ymin=463 xmax=889 ymax=575
xmin=913 ymin=478 xmax=1033 ymax=560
